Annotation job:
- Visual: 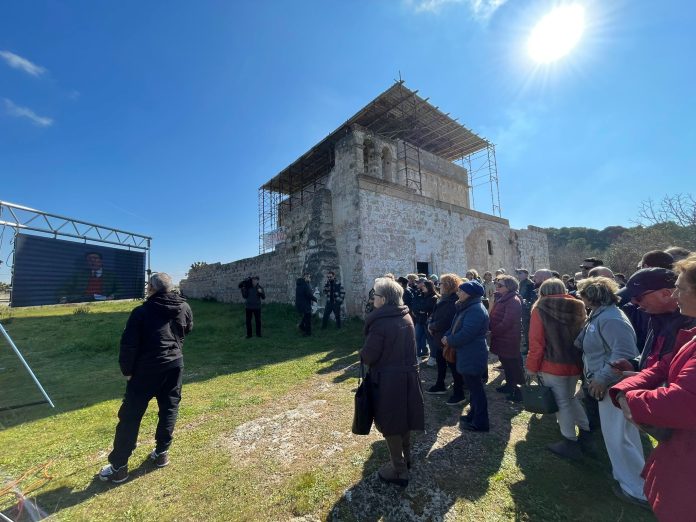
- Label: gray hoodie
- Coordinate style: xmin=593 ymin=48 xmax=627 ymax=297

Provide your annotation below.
xmin=575 ymin=304 xmax=638 ymax=386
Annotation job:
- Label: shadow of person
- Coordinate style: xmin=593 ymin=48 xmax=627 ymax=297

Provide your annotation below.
xmin=509 ymin=414 xmax=657 ymax=521
xmin=13 ymin=456 xmax=162 ymax=519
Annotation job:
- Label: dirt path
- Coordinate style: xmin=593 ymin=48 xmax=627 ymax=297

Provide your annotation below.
xmin=215 ymin=356 xmax=524 ymax=521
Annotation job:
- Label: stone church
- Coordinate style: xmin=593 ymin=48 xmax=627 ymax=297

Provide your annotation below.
xmin=180 ymin=82 xmax=549 ymax=315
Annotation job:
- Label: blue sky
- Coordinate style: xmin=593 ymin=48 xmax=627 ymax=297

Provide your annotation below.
xmin=1 ymin=0 xmax=694 ymax=283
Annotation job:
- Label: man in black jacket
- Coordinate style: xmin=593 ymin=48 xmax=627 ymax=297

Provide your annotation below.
xmin=296 ymin=272 xmax=317 ymax=336
xmin=322 ymin=271 xmax=345 ymax=329
xmin=239 ymin=276 xmax=265 ymax=338
xmin=99 ymin=273 xmax=193 ymax=483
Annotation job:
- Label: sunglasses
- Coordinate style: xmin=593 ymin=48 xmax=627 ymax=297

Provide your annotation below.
xmin=634 ymin=289 xmax=659 ymax=303
xmin=373 ymin=292 xmax=383 ymax=298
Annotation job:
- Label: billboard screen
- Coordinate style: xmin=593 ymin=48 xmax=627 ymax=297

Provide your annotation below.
xmin=11 ymin=234 xmax=146 ymax=307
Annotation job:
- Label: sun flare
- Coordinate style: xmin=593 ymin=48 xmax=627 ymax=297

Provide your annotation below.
xmin=528 ymin=4 xmax=585 ymax=63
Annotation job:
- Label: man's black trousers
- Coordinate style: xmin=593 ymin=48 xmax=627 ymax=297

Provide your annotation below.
xmin=109 ymin=366 xmax=183 ymax=468
xmin=299 ymin=312 xmax=312 ymax=335
xmin=245 ymin=308 xmax=262 ymax=337
xmin=322 ymin=302 xmax=341 ymax=329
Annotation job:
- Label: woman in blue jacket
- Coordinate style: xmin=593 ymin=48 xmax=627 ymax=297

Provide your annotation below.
xmin=442 ymin=280 xmax=491 ymax=432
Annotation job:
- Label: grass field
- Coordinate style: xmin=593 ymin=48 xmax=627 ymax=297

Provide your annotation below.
xmin=0 ymin=300 xmax=656 ymax=521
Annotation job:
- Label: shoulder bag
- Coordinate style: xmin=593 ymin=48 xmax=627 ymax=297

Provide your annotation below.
xmin=522 ymin=375 xmax=558 ymax=414
xmin=351 ymin=362 xmax=374 ymax=435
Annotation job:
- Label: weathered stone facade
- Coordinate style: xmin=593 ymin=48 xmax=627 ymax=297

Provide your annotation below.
xmin=181 ymin=124 xmax=550 ymax=316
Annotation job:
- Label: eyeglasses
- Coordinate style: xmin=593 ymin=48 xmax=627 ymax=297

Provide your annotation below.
xmin=634 ymin=289 xmax=659 ymax=303
xmin=581 ymin=266 xmax=592 ymax=270
xmin=495 ymin=283 xmax=505 ymax=288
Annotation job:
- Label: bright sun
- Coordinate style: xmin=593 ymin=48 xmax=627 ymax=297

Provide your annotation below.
xmin=528 ymin=4 xmax=585 ymax=63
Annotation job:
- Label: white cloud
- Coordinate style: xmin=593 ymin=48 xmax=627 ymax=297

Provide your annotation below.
xmin=409 ymin=0 xmax=508 ymax=19
xmin=0 ymin=50 xmax=47 ymax=77
xmin=4 ymin=99 xmax=54 ymax=127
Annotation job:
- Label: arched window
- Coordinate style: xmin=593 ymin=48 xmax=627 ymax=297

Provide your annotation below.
xmin=363 ymin=139 xmax=374 ymax=175
xmin=381 ymin=147 xmax=393 ymax=182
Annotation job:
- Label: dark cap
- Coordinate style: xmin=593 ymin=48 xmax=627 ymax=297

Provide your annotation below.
xmin=458 ymin=280 xmax=485 ymax=297
xmin=515 ymin=268 xmax=529 ymax=275
xmin=618 ymin=268 xmax=677 ymax=300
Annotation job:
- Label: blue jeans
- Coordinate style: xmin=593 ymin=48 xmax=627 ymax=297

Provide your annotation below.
xmin=415 ymin=323 xmax=429 ymax=357
xmin=463 ymin=373 xmax=489 ymax=430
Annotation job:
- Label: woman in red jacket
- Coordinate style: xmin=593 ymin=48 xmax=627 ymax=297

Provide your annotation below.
xmin=489 ymin=275 xmax=524 ymax=401
xmin=525 ymin=278 xmax=589 ymax=460
xmin=610 ymin=253 xmax=696 ymax=521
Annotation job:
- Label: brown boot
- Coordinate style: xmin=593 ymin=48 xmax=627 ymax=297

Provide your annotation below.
xmin=379 ymin=436 xmax=409 ymax=487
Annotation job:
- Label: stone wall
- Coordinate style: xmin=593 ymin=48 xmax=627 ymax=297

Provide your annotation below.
xmin=180 ymin=188 xmax=342 ymax=306
xmin=511 ymin=226 xmax=550 ymax=273
xmin=180 ymin=252 xmax=286 ymax=303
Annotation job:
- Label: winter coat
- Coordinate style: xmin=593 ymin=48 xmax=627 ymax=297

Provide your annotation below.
xmin=323 ymin=280 xmax=345 ymax=304
xmin=444 ymin=297 xmax=489 ymax=376
xmin=119 ymin=291 xmax=193 ymax=376
xmin=610 ymin=329 xmax=696 ymax=522
xmin=359 ymin=305 xmax=425 ymax=436
xmin=402 ymin=286 xmax=414 ymax=312
xmin=489 ymin=291 xmax=522 ymax=359
xmin=244 ymin=284 xmax=265 ymax=310
xmin=575 ymin=305 xmax=639 ymax=386
xmin=636 ymin=310 xmax=696 ymax=370
xmin=519 ymin=278 xmax=535 ymax=304
xmin=427 ymin=293 xmax=458 ymax=347
xmin=411 ymin=291 xmax=437 ymax=325
xmin=526 ymin=294 xmax=586 ymax=376
xmin=295 ymin=278 xmax=316 ymax=314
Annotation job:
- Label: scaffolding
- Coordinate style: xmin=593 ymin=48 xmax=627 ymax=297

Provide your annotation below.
xmin=398 ymin=141 xmax=423 ymax=194
xmin=258 ymin=81 xmax=503 ymax=253
xmin=458 ymin=144 xmax=502 ymax=217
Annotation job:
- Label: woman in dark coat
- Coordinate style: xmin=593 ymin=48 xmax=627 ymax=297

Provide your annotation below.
xmin=443 ymin=280 xmax=490 ymax=432
xmin=489 ymin=275 xmax=524 ymax=402
xmin=426 ymin=273 xmax=466 ymax=405
xmin=360 ymin=277 xmax=425 ymax=487
xmin=295 ymin=272 xmax=317 ymax=336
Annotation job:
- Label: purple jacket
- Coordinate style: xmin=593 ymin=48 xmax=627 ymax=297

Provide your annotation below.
xmin=489 ymin=291 xmax=522 ymax=358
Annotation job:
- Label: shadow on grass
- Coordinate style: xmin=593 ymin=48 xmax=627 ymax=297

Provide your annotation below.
xmin=1 ymin=456 xmax=164 ymax=520
xmin=328 ymin=367 xmax=515 ymax=521
xmin=509 ymin=414 xmax=656 ymax=521
xmin=0 ymin=301 xmax=363 ymax=428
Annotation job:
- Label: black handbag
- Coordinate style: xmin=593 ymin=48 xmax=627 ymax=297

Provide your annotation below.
xmin=522 ymin=375 xmax=559 ymax=414
xmin=351 ymin=363 xmax=374 ymax=435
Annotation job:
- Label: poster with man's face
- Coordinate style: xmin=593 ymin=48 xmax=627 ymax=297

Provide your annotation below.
xmin=11 ymin=234 xmax=146 ymax=307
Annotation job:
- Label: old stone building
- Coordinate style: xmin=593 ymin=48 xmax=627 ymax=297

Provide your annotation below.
xmin=181 ymin=83 xmax=549 ymax=315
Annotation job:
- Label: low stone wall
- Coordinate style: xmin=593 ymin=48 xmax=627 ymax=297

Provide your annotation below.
xmin=180 ymin=252 xmax=287 ymax=304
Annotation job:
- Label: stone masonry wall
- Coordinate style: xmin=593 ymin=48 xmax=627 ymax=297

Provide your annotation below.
xmin=358 ymin=176 xmax=518 ymax=297
xmin=179 ymin=252 xmax=286 ymax=303
xmin=511 ymin=226 xmax=550 ymax=273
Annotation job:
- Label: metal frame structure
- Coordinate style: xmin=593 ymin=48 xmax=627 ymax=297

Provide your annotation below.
xmin=0 ymin=200 xmax=152 ymax=302
xmin=458 ymin=144 xmax=502 ymax=217
xmin=258 ymin=81 xmax=503 ymax=253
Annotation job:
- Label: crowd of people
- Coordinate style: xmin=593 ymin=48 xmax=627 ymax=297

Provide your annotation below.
xmin=359 ymin=247 xmax=696 ymax=521
xmin=96 ymin=245 xmax=695 ymax=520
